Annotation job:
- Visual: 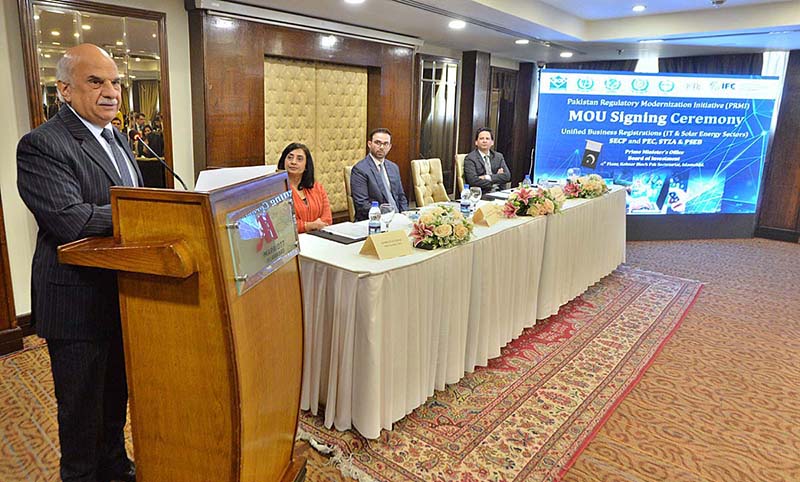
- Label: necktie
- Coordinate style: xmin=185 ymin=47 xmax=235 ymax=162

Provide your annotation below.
xmin=484 ymin=155 xmax=492 ymax=175
xmin=379 ymin=162 xmax=398 ymax=211
xmin=101 ymin=128 xmax=135 ymax=187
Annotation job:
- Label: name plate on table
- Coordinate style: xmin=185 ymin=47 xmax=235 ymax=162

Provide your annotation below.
xmin=473 ymin=204 xmax=503 ymax=227
xmin=359 ymin=230 xmax=413 ymax=260
xmin=226 ymin=190 xmax=299 ymax=295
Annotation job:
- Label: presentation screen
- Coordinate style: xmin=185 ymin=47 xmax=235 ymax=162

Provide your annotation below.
xmin=533 ymin=69 xmax=781 ymax=215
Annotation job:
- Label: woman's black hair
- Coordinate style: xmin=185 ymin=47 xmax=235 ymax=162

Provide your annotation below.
xmin=278 ymin=142 xmax=315 ymax=189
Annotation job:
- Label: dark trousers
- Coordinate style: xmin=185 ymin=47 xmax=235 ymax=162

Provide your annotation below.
xmin=47 ymin=334 xmax=131 ymax=482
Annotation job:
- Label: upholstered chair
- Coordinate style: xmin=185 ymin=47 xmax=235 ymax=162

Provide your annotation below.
xmin=343 ymin=165 xmax=355 ymax=222
xmin=454 ymin=154 xmax=467 ymax=194
xmin=410 ymin=158 xmax=449 ymax=207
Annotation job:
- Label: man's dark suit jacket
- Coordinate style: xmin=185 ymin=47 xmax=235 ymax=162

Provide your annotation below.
xmin=17 ymin=106 xmax=143 ymax=340
xmin=350 ymin=155 xmax=409 ymax=221
xmin=463 ymin=149 xmax=512 ymax=192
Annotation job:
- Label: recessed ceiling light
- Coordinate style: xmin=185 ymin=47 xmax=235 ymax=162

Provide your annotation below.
xmin=82 ymin=24 xmax=91 ymax=30
xmin=73 ymin=33 xmax=79 ymax=38
xmin=560 ymin=51 xmax=573 ymax=58
xmin=448 ymin=20 xmax=466 ymax=29
xmin=152 ymin=33 xmax=157 ymax=38
xmin=321 ymin=35 xmax=337 ymax=48
xmin=639 ymin=39 xmax=664 ymax=43
xmin=344 ymin=0 xmax=365 ymax=3
xmin=632 ymin=5 xmax=646 ymax=12
xmin=515 ymin=39 xmax=530 ymax=45
xmin=50 ymin=30 xmax=60 ymax=36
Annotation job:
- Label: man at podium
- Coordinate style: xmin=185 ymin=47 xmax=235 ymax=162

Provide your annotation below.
xmin=16 ymin=44 xmax=141 ymax=482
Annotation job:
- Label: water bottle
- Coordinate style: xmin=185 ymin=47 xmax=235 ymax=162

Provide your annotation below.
xmin=523 ymin=175 xmax=532 ymax=188
xmin=460 ymin=183 xmax=471 ymax=216
xmin=368 ymin=201 xmax=381 ymax=235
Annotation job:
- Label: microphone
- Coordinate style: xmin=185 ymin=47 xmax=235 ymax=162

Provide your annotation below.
xmin=135 ymin=133 xmax=189 ymax=190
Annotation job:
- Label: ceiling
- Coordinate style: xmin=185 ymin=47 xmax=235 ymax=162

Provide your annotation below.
xmin=226 ymin=0 xmax=800 ymax=63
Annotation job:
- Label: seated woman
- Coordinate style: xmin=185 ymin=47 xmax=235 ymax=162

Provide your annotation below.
xmin=278 ymin=142 xmax=332 ymax=233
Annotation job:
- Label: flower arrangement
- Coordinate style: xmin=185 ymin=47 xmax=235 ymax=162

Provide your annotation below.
xmin=564 ymin=174 xmax=609 ymax=199
xmin=410 ymin=204 xmax=473 ymax=249
xmin=502 ymin=186 xmax=563 ymax=218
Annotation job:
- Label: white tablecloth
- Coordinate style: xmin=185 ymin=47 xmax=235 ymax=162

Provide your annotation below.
xmin=536 ymin=187 xmax=627 ymax=319
xmin=299 ymin=211 xmax=547 ymax=439
xmin=299 ymin=188 xmax=626 ymax=439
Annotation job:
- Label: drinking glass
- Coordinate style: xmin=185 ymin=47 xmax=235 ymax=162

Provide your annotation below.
xmin=379 ymin=203 xmax=396 ymax=232
xmin=469 ymin=186 xmax=482 ymax=212
xmin=566 ymin=167 xmax=581 ymax=183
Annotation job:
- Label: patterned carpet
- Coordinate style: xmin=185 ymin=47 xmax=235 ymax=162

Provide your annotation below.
xmin=297 ymin=266 xmax=700 ymax=481
xmin=2 ymin=239 xmax=799 ymax=481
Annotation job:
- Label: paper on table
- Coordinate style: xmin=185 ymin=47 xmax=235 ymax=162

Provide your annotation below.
xmin=485 ymin=189 xmax=514 ymax=200
xmin=321 ymin=222 xmax=369 ymax=240
xmin=194 ymin=165 xmax=278 ymax=192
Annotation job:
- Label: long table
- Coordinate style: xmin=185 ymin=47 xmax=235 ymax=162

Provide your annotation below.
xmin=298 ymin=187 xmax=626 ymax=439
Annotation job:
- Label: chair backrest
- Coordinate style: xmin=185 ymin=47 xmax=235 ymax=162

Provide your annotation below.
xmin=343 ymin=165 xmax=355 ymax=222
xmin=410 ymin=158 xmax=449 ymax=208
xmin=454 ymin=154 xmax=467 ymax=194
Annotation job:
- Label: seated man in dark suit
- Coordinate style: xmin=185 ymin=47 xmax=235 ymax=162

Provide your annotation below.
xmin=350 ymin=128 xmax=409 ymax=221
xmin=17 ymin=44 xmax=140 ymax=482
xmin=463 ymin=127 xmax=511 ymax=192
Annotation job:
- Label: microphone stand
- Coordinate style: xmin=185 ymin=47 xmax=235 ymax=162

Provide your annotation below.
xmin=527 ymin=148 xmax=535 ymax=179
xmin=136 ymin=136 xmax=189 ymax=190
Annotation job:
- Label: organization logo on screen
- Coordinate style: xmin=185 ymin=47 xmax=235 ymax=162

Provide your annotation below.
xmin=710 ymin=81 xmax=737 ymax=91
xmin=658 ymin=80 xmax=675 ymax=92
xmin=604 ymin=78 xmax=622 ymax=92
xmin=631 ymin=78 xmax=649 ymax=93
xmin=549 ymin=75 xmax=568 ymax=90
xmin=577 ymin=78 xmax=595 ymax=91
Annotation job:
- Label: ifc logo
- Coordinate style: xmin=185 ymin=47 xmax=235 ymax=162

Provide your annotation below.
xmin=604 ymin=78 xmax=621 ymax=91
xmin=577 ymin=78 xmax=594 ymax=91
xmin=658 ymin=80 xmax=675 ymax=92
xmin=549 ymin=75 xmax=568 ymax=90
xmin=631 ymin=78 xmax=649 ymax=92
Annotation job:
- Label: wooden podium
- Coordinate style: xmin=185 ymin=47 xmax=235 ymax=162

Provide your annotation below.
xmin=58 ymin=172 xmax=306 ymax=482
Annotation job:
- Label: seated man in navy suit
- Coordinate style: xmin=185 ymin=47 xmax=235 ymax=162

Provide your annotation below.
xmin=350 ymin=128 xmax=409 ymax=221
xmin=463 ymin=127 xmax=511 ymax=192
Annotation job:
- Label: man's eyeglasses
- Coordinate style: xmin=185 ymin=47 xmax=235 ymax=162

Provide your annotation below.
xmin=371 ymin=140 xmax=391 ymax=148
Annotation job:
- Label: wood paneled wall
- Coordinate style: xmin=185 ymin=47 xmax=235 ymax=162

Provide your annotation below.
xmin=510 ymin=62 xmax=537 ymax=186
xmin=188 ymin=10 xmax=416 ymax=195
xmin=458 ymin=51 xmax=491 ymax=154
xmin=757 ymin=49 xmax=800 ymax=242
xmin=0 ymin=194 xmax=21 ymax=355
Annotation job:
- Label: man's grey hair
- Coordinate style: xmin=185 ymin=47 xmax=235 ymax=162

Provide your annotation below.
xmin=55 ymin=54 xmax=75 ymax=102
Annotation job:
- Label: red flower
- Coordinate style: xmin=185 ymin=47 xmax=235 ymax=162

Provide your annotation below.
xmin=502 ymin=201 xmax=518 ymax=218
xmin=516 ymin=187 xmax=534 ymax=204
xmin=564 ymin=182 xmax=582 ymax=198
xmin=410 ymin=221 xmax=433 ymax=245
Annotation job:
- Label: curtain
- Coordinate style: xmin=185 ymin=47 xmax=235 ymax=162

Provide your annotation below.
xmin=545 ymin=59 xmax=638 ymax=71
xmin=120 ymin=84 xmax=130 ymax=127
xmin=136 ymin=80 xmax=160 ymax=123
xmin=658 ymin=54 xmax=763 ymax=75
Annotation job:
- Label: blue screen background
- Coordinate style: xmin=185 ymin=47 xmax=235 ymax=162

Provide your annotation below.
xmin=533 ymin=70 xmax=778 ymax=215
